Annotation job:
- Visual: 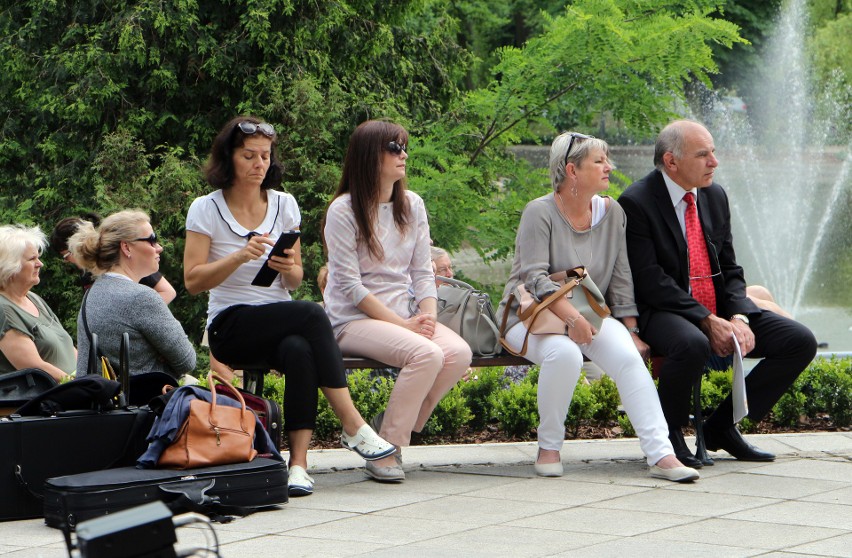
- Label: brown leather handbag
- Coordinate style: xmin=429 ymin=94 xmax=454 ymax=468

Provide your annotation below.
xmin=158 ymin=373 xmax=258 ymax=470
xmin=500 ymin=266 xmax=611 ymax=357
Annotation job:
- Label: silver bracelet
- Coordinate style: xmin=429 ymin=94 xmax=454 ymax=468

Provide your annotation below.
xmin=565 ymin=315 xmax=579 ymax=329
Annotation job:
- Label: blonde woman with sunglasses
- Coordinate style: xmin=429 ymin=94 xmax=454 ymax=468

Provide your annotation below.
xmin=69 ymin=210 xmax=195 ymax=380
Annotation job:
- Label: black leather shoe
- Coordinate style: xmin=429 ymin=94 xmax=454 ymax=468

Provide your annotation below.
xmin=704 ymin=425 xmax=775 ymax=461
xmin=668 ymin=428 xmax=703 ymax=469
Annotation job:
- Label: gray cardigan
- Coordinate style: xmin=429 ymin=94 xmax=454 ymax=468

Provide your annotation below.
xmin=77 ymin=275 xmax=196 ymax=378
xmin=497 ymin=194 xmax=639 ymax=333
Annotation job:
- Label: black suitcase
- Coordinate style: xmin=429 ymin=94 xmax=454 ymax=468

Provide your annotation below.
xmin=43 ymin=457 xmax=289 ymax=530
xmin=0 ymin=334 xmax=157 ymax=522
xmin=0 ymin=368 xmax=57 ymax=416
xmin=0 ymin=408 xmax=153 ymax=521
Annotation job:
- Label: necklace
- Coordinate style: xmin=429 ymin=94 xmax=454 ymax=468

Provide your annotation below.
xmin=554 ymin=192 xmax=594 ymax=267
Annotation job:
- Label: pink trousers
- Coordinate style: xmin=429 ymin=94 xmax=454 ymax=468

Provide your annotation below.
xmin=337 ymin=320 xmax=472 ymax=447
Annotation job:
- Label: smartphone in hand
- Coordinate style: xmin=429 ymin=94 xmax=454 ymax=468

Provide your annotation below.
xmin=251 ymin=230 xmax=300 ymax=287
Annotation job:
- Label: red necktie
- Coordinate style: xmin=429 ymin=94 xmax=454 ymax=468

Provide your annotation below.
xmin=684 ymin=192 xmax=716 ymax=314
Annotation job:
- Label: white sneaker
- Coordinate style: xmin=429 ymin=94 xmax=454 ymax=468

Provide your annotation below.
xmin=288 ymin=465 xmax=314 ymax=496
xmin=341 ymin=424 xmax=397 ymax=461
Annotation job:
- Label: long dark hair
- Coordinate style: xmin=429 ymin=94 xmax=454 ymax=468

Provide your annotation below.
xmin=331 ymin=120 xmax=410 ymax=260
xmin=203 ymin=115 xmax=283 ymax=190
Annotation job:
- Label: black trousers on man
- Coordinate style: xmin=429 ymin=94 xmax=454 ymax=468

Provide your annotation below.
xmin=643 ymin=310 xmax=817 ymax=430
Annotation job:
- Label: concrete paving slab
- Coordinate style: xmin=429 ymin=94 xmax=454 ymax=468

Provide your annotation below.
xmin=282 ymin=514 xmax=470 ymax=546
xmin=217 ymin=533 xmax=387 ymax=557
xmin=372 ymin=494 xmax=567 ymax=528
xmin=1 ymin=548 xmax=67 ymax=558
xmin=588 ymin=486 xmax=777 ymax=517
xmin=771 ymin=432 xmax=852 ymax=453
xmin=371 ymin=524 xmax=616 ymax=558
xmin=788 ymin=532 xmax=852 ymax=558
xmin=802 ymin=485 xmax=852 ymax=506
xmin=746 ymin=458 xmax=852 ymax=482
xmin=664 ymin=469 xmax=848 ymax=499
xmin=282 ymin=480 xmax=444 ymax=514
xmin=462 ymin=477 xmax=649 ymax=506
xmin=724 ymin=500 xmax=852 ymax=531
xmin=506 ymin=507 xmax=697 ymax=537
xmin=210 ymin=506 xmax=358 ymax=534
xmin=646 ymin=517 xmax=845 ymax=551
xmin=381 ymin=468 xmax=529 ymax=495
xmin=551 ymin=536 xmax=760 ymax=558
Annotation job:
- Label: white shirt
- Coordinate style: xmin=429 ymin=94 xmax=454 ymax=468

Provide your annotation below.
xmin=185 ymin=189 xmax=301 ymax=327
xmin=661 ymin=169 xmax=699 ymax=240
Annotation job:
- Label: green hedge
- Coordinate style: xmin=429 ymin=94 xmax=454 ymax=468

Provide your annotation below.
xmin=251 ymin=356 xmax=851 ymax=443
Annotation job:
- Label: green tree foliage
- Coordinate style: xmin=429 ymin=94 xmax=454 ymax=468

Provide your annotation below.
xmin=1 ymin=0 xmax=745 ymax=340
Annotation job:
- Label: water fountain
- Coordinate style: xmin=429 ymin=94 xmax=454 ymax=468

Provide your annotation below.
xmin=711 ymin=0 xmax=852 ymax=350
xmin=462 ymin=0 xmax=852 ymax=351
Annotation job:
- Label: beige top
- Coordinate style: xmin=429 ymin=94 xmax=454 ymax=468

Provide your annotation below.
xmin=497 ymin=194 xmax=639 ymax=333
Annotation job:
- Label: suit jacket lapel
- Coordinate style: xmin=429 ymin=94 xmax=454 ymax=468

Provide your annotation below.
xmin=649 ymin=171 xmax=689 ymax=286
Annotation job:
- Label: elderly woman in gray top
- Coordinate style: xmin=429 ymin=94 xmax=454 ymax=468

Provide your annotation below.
xmin=497 ymin=132 xmax=699 ymax=483
xmin=0 ymin=225 xmax=76 ymax=380
xmin=69 ymin=210 xmax=195 ymax=379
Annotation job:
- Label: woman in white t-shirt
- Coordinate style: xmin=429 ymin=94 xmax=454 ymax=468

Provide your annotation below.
xmin=184 ymin=116 xmax=395 ymax=497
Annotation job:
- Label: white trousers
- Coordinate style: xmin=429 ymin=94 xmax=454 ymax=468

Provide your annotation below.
xmin=504 ymin=317 xmax=673 ymax=465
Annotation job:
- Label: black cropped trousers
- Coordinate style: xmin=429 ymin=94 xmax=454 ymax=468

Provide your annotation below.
xmin=208 ymin=300 xmax=348 ymax=431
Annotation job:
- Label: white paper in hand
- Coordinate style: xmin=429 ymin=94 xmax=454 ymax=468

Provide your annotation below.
xmin=731 ymin=333 xmax=748 ymax=423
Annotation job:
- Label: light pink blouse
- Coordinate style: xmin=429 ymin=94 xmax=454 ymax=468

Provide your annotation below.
xmin=323 ymin=190 xmax=437 ymax=332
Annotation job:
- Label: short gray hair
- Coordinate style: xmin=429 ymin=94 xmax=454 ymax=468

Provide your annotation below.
xmin=0 ymin=225 xmax=47 ymax=289
xmin=654 ymin=120 xmax=703 ymax=170
xmin=430 ymin=246 xmax=449 ymax=261
xmin=549 ymin=132 xmax=611 ymax=192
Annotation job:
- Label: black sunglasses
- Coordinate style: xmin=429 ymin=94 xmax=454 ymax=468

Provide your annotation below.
xmin=563 ymin=132 xmax=594 ymax=167
xmin=237 ymin=121 xmax=276 ymax=137
xmin=131 ymin=233 xmax=159 ymax=246
xmin=384 ymin=141 xmax=407 ymax=155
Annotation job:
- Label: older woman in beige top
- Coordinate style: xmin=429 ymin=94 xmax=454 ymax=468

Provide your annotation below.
xmin=324 ymin=120 xmax=472 ymax=483
xmin=498 ymin=132 xmax=699 ymax=483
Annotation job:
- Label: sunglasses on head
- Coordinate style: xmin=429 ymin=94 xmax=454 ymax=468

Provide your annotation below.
xmin=563 ymin=132 xmax=594 ymax=167
xmin=237 ymin=121 xmax=276 ymax=137
xmin=131 ymin=233 xmax=159 ymax=246
xmin=384 ymin=141 xmax=407 ymax=155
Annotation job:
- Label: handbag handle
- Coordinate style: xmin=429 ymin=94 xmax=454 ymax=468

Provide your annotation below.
xmin=207 ymin=372 xmax=250 ymax=432
xmin=499 ymin=266 xmax=588 ymax=357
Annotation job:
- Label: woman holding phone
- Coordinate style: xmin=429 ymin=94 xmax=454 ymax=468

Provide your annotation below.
xmin=324 ymin=120 xmax=472 ymax=482
xmin=184 ymin=116 xmax=395 ymax=497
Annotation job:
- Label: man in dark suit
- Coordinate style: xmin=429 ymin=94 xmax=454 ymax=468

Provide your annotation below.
xmin=619 ymin=120 xmax=816 ymax=468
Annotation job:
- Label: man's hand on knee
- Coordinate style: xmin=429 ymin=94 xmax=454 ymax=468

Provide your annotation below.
xmin=700 ymin=314 xmax=735 ymax=357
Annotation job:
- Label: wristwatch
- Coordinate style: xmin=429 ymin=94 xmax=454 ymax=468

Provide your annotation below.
xmin=731 ymin=314 xmax=750 ymax=325
xmin=628 ymin=327 xmax=640 ymax=335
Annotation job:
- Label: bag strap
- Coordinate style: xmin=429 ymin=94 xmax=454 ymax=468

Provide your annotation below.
xmin=207 ymin=372 xmax=250 ymax=430
xmin=81 ymin=289 xmax=99 ymax=376
xmin=517 ymin=279 xmax=580 ymax=322
xmin=436 ymin=275 xmax=476 ymax=291
xmin=580 ymin=282 xmax=612 ymax=318
xmin=499 ymin=272 xmax=584 ymax=357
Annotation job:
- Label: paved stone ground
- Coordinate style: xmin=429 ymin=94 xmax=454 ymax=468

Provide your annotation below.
xmin=2 ymin=432 xmax=850 ymax=557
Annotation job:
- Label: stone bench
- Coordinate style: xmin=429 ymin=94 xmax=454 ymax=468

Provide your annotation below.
xmin=238 ymin=352 xmax=711 ymax=465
